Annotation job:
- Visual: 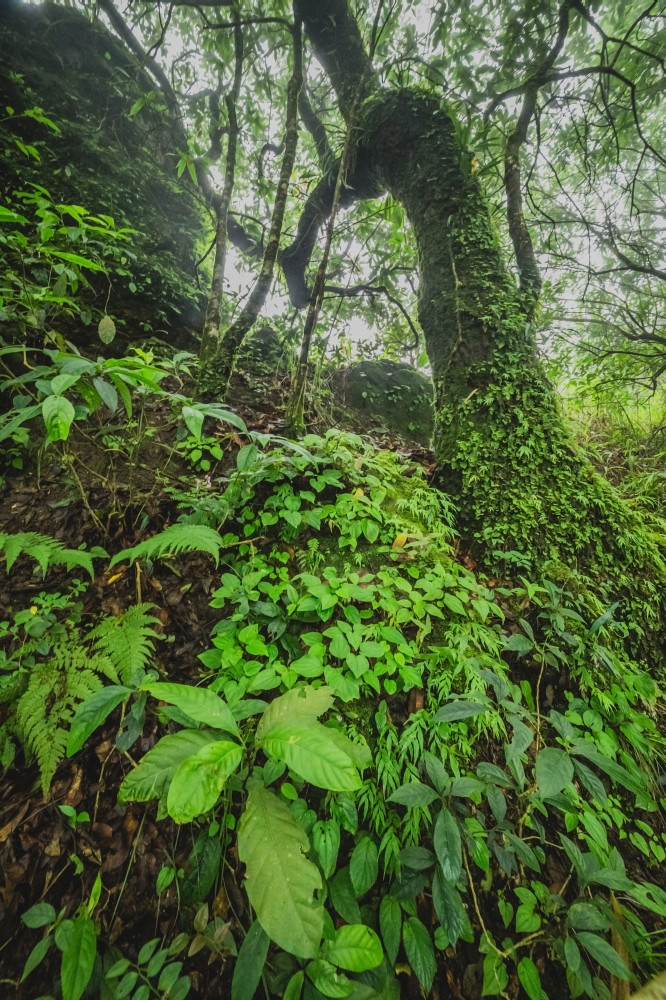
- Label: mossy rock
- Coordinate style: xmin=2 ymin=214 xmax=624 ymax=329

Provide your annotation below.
xmin=335 ymin=359 xmax=434 ymax=445
xmin=0 ymin=2 xmax=207 ymax=339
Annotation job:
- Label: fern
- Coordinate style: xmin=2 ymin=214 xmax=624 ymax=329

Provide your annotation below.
xmin=88 ymin=602 xmax=161 ymax=684
xmin=15 ymin=638 xmax=117 ymax=793
xmin=0 ymin=531 xmax=108 ymax=578
xmin=109 ymin=524 xmax=223 ymax=568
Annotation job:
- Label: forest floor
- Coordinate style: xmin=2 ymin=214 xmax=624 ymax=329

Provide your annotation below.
xmin=0 ymin=367 xmax=664 ymax=1000
xmin=0 ymin=370 xmax=434 ymax=999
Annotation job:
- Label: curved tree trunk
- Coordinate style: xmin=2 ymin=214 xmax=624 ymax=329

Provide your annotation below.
xmin=295 ymin=0 xmax=664 ymax=623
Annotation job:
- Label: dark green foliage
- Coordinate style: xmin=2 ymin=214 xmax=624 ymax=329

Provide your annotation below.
xmin=0 ymin=3 xmax=206 ymax=340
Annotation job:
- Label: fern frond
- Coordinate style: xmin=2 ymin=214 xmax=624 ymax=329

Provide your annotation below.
xmin=0 ymin=531 xmax=107 ymax=578
xmin=109 ymin=524 xmax=223 ymax=568
xmin=88 ymin=603 xmax=160 ymax=685
xmin=15 ymin=641 xmax=110 ymax=793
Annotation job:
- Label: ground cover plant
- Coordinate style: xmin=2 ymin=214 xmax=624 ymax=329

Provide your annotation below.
xmin=0 ymin=1 xmax=665 ymax=999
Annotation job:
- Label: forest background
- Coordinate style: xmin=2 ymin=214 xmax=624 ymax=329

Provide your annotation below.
xmin=0 ymin=2 xmax=665 ymax=1000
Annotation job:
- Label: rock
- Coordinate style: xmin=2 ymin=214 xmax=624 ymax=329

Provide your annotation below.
xmin=334 ymin=359 xmax=433 ymax=445
xmin=0 ymin=2 xmax=206 ymax=341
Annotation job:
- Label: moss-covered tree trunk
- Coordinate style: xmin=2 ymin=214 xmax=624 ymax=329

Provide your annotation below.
xmin=297 ymin=0 xmax=664 ymax=615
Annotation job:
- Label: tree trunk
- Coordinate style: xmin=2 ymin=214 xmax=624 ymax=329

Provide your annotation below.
xmin=296 ymin=0 xmax=664 ymax=621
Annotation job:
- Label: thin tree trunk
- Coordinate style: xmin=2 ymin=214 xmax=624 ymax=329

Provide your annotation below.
xmin=199 ymin=21 xmax=243 ymax=365
xmin=197 ymin=13 xmax=303 ymax=400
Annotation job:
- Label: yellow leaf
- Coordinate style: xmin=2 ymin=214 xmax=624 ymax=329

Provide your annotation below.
xmin=353 ymin=488 xmax=364 ymax=499
xmin=392 ymin=533 xmax=408 ymax=549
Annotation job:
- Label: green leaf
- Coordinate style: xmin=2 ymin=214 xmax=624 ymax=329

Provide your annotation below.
xmin=67 ymin=686 xmax=131 ymax=756
xmin=387 ymin=780 xmax=439 ymax=807
xmin=402 ymin=917 xmax=436 ymax=993
xmin=42 ymin=394 xmax=75 ymax=441
xmin=167 ymin=741 xmax=242 ymax=823
xmin=435 ymin=701 xmax=488 ymax=723
xmin=237 ymin=782 xmax=323 ymax=958
xmin=92 ymin=376 xmax=118 ymax=411
xmin=21 ymin=935 xmax=53 ymax=981
xmin=350 ymin=838 xmax=378 ymax=897
xmin=432 ymin=869 xmax=467 ymax=946
xmin=21 ymin=902 xmax=56 ymax=928
xmin=141 ymin=682 xmax=239 ymax=735
xmin=443 ymin=593 xmax=466 ymax=615
xmin=118 ymin=730 xmax=221 ymax=802
xmin=482 ymin=950 xmax=508 ymax=996
xmin=306 ymin=959 xmax=353 ymax=997
xmin=256 ymin=686 xmax=335 ymax=740
xmin=535 ymin=747 xmax=574 ymax=798
xmin=231 ymin=920 xmax=270 ymax=1000
xmin=328 ymin=867 xmax=362 ymax=924
xmin=564 ymin=936 xmax=582 ymax=973
xmin=379 ymin=897 xmax=401 ymax=966
xmin=284 ymin=971 xmax=305 ymax=1000
xmin=97 ymin=315 xmax=116 ymax=344
xmin=504 ymin=633 xmax=534 ymax=655
xmin=0 ymin=205 xmax=29 ymax=224
xmin=57 ymin=914 xmax=97 ymax=1000
xmin=324 ymin=925 xmax=383 ymax=973
xmin=517 ymin=957 xmax=541 ymax=1000
xmin=433 ymin=808 xmax=462 ymax=882
xmin=575 ymin=931 xmax=633 ymax=980
xmin=312 ymin=819 xmax=340 ymax=880
xmin=259 ymin=722 xmax=361 ymax=792
xmin=566 ymin=902 xmax=611 ymax=932
xmin=46 ymin=249 xmax=104 ymax=271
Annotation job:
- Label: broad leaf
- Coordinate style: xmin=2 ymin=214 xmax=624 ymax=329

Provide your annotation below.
xmin=67 ymin=685 xmax=131 ymax=756
xmin=387 ymin=780 xmax=439 ymax=808
xmin=433 ymin=808 xmax=462 ymax=883
xmin=118 ymin=730 xmax=220 ymax=802
xmin=350 ymin=838 xmax=378 ymax=898
xmin=258 ymin=721 xmax=361 ymax=791
xmin=237 ymin=782 xmax=323 ymax=958
xmin=535 ymin=747 xmax=574 ymax=798
xmin=306 ymin=958 xmax=353 ymax=997
xmin=256 ymin=686 xmax=335 ymax=741
xmin=434 ymin=701 xmax=488 ymax=723
xmin=42 ymin=394 xmax=75 ymax=441
xmin=141 ymin=682 xmax=239 ymax=735
xmin=324 ymin=925 xmax=383 ymax=973
xmin=575 ymin=931 xmax=633 ymax=980
xmin=312 ymin=819 xmax=340 ymax=880
xmin=167 ymin=741 xmax=242 ymax=823
xmin=231 ymin=920 xmax=270 ymax=1000
xmin=56 ymin=914 xmax=97 ymax=1000
xmin=379 ymin=897 xmax=402 ymax=966
xmin=517 ymin=957 xmax=541 ymax=1000
xmin=402 ymin=917 xmax=435 ymax=993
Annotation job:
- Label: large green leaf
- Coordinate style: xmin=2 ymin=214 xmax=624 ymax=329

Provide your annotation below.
xmin=118 ymin=730 xmax=220 ymax=802
xmin=56 ymin=915 xmax=97 ymax=1000
xmin=42 ymin=394 xmax=75 ymax=441
xmin=387 ymin=780 xmax=439 ymax=807
xmin=575 ymin=931 xmax=633 ymax=980
xmin=167 ymin=741 xmax=242 ymax=823
xmin=433 ymin=808 xmax=462 ymax=883
xmin=350 ymin=838 xmax=378 ymax=898
xmin=141 ymin=682 xmax=239 ymax=735
xmin=402 ymin=917 xmax=435 ymax=993
xmin=231 ymin=920 xmax=270 ymax=1000
xmin=67 ymin=686 xmax=131 ymax=756
xmin=259 ymin=721 xmax=361 ymax=791
xmin=256 ymin=686 xmax=335 ymax=740
xmin=535 ymin=747 xmax=574 ymax=798
xmin=323 ymin=925 xmax=383 ymax=972
xmin=379 ymin=897 xmax=402 ymax=967
xmin=237 ymin=782 xmax=324 ymax=958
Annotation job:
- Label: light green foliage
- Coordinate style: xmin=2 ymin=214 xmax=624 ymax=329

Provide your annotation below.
xmin=0 ymin=530 xmax=107 ymax=578
xmin=88 ymin=602 xmax=161 ymax=685
xmin=110 ymin=523 xmax=225 ymax=568
xmin=15 ymin=638 xmax=115 ymax=793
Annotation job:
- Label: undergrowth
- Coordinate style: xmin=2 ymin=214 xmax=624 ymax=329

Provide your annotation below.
xmin=4 ymin=426 xmax=663 ymax=1000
